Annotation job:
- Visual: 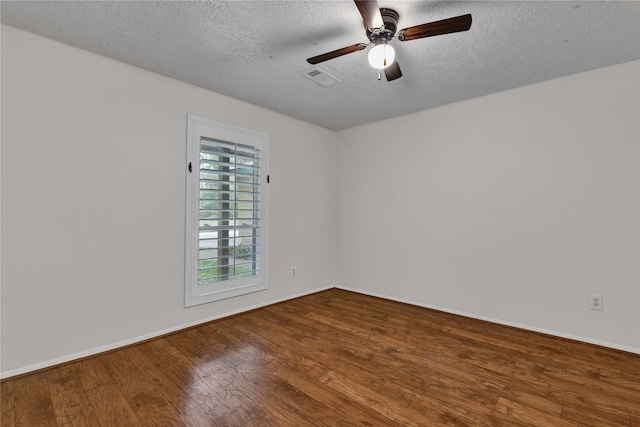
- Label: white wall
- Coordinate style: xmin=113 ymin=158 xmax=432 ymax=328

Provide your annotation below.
xmin=0 ymin=25 xmax=338 ymax=377
xmin=336 ymin=60 xmax=640 ymax=352
xmin=2 ymin=24 xmax=638 ymax=378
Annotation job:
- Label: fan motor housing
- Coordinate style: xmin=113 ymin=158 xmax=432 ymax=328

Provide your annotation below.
xmin=366 ymin=8 xmax=399 ymax=44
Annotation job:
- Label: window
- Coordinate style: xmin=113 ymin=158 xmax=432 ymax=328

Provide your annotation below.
xmin=185 ymin=114 xmax=269 ymax=307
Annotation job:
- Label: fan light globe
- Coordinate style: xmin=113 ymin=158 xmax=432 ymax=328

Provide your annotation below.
xmin=368 ymin=44 xmax=395 ymax=69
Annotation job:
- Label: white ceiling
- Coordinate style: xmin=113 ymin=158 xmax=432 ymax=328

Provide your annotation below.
xmin=2 ymin=1 xmax=639 ymax=131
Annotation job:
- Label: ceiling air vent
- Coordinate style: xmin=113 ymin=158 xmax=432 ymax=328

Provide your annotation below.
xmin=302 ymin=67 xmax=340 ymax=87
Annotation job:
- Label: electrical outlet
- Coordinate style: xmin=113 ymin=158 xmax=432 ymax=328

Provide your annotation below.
xmin=589 ymin=294 xmax=603 ymax=311
xmin=291 ymin=267 xmax=296 ymax=277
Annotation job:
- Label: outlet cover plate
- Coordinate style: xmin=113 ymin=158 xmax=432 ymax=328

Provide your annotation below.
xmin=589 ymin=294 xmax=603 ymax=311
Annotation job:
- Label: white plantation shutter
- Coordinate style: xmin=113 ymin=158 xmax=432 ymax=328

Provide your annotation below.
xmin=186 ymin=115 xmax=269 ymax=307
xmin=199 ymin=139 xmax=261 ymax=283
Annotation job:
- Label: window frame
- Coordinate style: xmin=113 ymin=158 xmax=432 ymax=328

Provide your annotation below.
xmin=185 ymin=114 xmax=269 ymax=307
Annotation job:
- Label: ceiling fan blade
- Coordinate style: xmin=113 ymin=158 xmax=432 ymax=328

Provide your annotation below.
xmin=384 ymin=61 xmax=402 ymax=81
xmin=354 ymin=0 xmax=384 ymax=29
xmin=398 ymin=14 xmax=472 ymax=41
xmin=307 ymin=43 xmax=367 ymax=65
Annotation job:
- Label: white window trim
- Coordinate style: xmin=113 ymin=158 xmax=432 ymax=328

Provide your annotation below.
xmin=185 ymin=114 xmax=269 ymax=307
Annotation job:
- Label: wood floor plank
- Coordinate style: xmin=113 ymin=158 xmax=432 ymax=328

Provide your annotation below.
xmin=319 ymin=368 xmax=436 ymax=426
xmin=3 ymin=289 xmax=639 ymax=426
xmin=125 ymin=343 xmax=205 ymax=413
xmin=248 ymin=303 xmax=507 ymax=426
xmin=320 ymin=290 xmax=626 ymax=370
xmin=84 ymin=383 xmax=142 ymax=427
xmin=74 ymin=357 xmax=115 ymax=391
xmin=551 ymin=389 xmax=633 ymax=426
xmin=222 ymin=314 xmax=391 ymax=423
xmin=566 ymin=360 xmax=623 ymax=381
xmin=514 ymin=358 xmax=640 ymax=409
xmin=276 ymin=300 xmax=528 ymax=420
xmin=46 ymin=365 xmax=100 ymax=426
xmin=13 ymin=372 xmax=57 ymax=427
xmin=239 ymin=412 xmax=280 ymax=427
xmin=561 ymin=405 xmax=631 ymax=427
xmin=181 ymin=404 xmax=229 ymax=427
xmin=1 ymin=379 xmax=16 ymax=427
xmin=494 ymin=397 xmax=584 ymax=427
xmin=154 ymin=339 xmax=259 ymax=425
xmin=428 ymin=346 xmax=633 ymax=421
xmin=261 ymin=349 xmax=403 ymax=426
xmin=238 ymin=312 xmax=488 ymax=425
xmin=289 ymin=293 xmax=532 ymax=374
xmin=101 ymin=350 xmax=186 ymax=426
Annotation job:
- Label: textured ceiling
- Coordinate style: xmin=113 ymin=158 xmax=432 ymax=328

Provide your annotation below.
xmin=2 ymin=1 xmax=639 ymax=130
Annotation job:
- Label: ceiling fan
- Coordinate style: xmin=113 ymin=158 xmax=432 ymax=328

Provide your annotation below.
xmin=306 ymin=0 xmax=472 ymax=81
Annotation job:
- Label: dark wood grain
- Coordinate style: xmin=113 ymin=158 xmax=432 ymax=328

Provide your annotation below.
xmin=306 ymin=43 xmax=367 ymax=65
xmin=385 ymin=61 xmax=402 ymax=81
xmin=1 ymin=379 xmax=15 ymax=426
xmin=2 ymin=289 xmax=638 ymax=426
xmin=84 ymin=383 xmax=142 ymax=427
xmin=13 ymin=372 xmax=57 ymax=427
xmin=354 ymin=0 xmax=383 ymax=29
xmin=46 ymin=364 xmax=99 ymax=426
xmin=398 ymin=14 xmax=472 ymax=41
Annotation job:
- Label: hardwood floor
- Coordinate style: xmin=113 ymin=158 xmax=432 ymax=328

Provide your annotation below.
xmin=2 ymin=289 xmax=639 ymax=426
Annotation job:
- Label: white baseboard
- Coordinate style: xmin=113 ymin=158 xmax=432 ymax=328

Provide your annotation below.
xmin=0 ymin=285 xmax=335 ymax=379
xmin=336 ymin=285 xmax=640 ymax=355
xmin=5 ymin=283 xmax=636 ymax=379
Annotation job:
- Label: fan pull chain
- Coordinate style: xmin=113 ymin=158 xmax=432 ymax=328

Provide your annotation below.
xmin=383 ymin=43 xmax=387 ymax=67
xmin=378 ymin=71 xmax=381 ymax=80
